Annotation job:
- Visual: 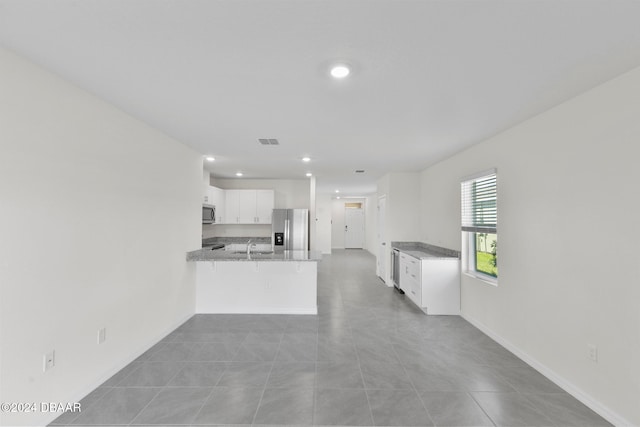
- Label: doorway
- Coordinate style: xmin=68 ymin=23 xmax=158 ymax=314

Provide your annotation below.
xmin=344 ymin=206 xmax=365 ymax=249
xmin=377 ymin=195 xmax=387 ymax=282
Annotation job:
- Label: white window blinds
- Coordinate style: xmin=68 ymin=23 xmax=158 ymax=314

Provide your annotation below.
xmin=461 ymin=170 xmax=497 ymax=233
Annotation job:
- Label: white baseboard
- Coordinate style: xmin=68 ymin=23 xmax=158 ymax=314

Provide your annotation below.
xmin=461 ymin=313 xmax=633 ymax=427
xmin=43 ymin=311 xmax=193 ymax=426
xmin=197 ymin=307 xmax=318 ymax=315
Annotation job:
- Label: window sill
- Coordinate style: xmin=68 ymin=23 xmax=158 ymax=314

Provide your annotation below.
xmin=462 ymin=271 xmax=498 ymax=287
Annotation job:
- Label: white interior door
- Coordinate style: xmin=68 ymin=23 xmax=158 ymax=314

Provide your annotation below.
xmin=344 ymin=208 xmax=364 ymax=249
xmin=377 ymin=196 xmax=387 ymax=282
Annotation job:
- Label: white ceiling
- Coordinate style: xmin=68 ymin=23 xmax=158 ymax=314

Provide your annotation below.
xmin=2 ymin=1 xmax=640 ymax=196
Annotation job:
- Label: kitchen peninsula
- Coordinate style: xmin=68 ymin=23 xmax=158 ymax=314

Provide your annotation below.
xmin=187 ymin=244 xmax=322 ymax=315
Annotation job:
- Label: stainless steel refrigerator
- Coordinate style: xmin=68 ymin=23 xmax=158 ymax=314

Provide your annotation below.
xmin=272 ymin=209 xmax=309 ymax=251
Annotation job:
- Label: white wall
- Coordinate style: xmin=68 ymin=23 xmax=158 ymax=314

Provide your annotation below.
xmin=376 ymin=172 xmax=421 ymax=283
xmin=331 ymin=199 xmax=346 ymax=249
xmin=0 ymin=47 xmax=202 ymax=426
xmin=204 ymin=178 xmax=311 ymax=239
xmin=309 ymin=176 xmax=317 ymax=252
xmin=315 ymin=194 xmax=332 ymax=254
xmin=364 ymin=194 xmax=378 ymax=256
xmin=419 ymin=67 xmax=640 ymax=426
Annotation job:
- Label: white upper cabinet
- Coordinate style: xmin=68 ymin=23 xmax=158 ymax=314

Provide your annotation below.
xmin=224 ymin=189 xmax=274 ymax=224
xmin=225 ymin=189 xmax=241 ymax=224
xmin=256 ymin=190 xmax=275 ymax=224
xmin=238 ymin=190 xmax=257 ymax=223
xmin=209 ymin=186 xmax=225 ymax=223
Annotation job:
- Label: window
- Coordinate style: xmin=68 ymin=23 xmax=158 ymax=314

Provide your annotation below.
xmin=461 ymin=170 xmax=498 ymax=283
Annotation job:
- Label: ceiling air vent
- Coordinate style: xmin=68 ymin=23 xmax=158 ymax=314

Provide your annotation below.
xmin=355 ymin=170 xmax=365 ymax=174
xmin=258 ymin=138 xmax=279 ymax=145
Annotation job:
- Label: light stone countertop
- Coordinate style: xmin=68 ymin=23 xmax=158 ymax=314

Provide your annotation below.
xmin=187 ymin=247 xmax=322 ymax=262
xmin=392 ymin=241 xmax=460 ymax=260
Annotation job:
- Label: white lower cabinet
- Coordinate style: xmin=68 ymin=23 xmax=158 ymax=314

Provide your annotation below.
xmin=399 ymin=253 xmax=420 ymax=301
xmin=399 ymin=252 xmax=460 ymax=315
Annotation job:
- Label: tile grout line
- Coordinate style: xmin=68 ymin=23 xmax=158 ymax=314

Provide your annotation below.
xmin=312 ymin=322 xmax=319 ymax=426
xmin=466 ymin=391 xmax=498 ymax=427
xmin=390 ymin=330 xmax=436 ymax=427
xmin=351 ymin=301 xmax=376 ymax=426
xmin=249 ymin=327 xmax=284 ymax=426
xmin=54 ymin=252 xmax=608 ymax=427
xmin=125 ymin=386 xmax=164 ymax=426
xmin=187 ymin=384 xmax=217 ymax=425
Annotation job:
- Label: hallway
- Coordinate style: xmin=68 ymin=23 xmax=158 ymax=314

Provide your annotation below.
xmin=51 ymin=250 xmax=610 ymax=426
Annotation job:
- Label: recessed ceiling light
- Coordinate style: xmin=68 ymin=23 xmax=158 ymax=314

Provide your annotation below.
xmin=336 ymin=196 xmax=341 ymax=199
xmin=302 ymin=157 xmax=311 ymax=162
xmin=335 ymin=190 xmax=340 ymax=193
xmin=330 ymin=64 xmax=350 ymax=79
xmin=235 ymin=172 xmax=243 ymax=177
xmin=205 ymin=156 xmax=215 ymax=162
xmin=306 ymin=172 xmax=312 ymax=177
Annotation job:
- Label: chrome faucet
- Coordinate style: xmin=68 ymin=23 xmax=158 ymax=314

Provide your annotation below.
xmin=246 ymin=239 xmax=256 ymax=256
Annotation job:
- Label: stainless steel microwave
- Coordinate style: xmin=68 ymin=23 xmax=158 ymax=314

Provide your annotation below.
xmin=202 ymin=204 xmax=216 ymax=224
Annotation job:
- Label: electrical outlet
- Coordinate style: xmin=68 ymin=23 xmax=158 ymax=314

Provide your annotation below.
xmin=43 ymin=350 xmax=55 ymax=372
xmin=98 ymin=328 xmax=107 ymax=344
xmin=587 ymin=344 xmax=598 ymax=362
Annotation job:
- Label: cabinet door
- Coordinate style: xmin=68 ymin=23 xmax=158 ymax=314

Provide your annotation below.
xmin=400 ymin=253 xmax=421 ymax=306
xmin=399 ymin=254 xmax=410 ymax=292
xmin=238 ymin=190 xmax=257 ymax=223
xmin=203 ymin=185 xmax=211 ymax=204
xmin=407 ymin=257 xmax=420 ymax=302
xmin=256 ymin=190 xmax=274 ymax=224
xmin=210 ymin=186 xmax=225 ymax=223
xmin=225 ymin=190 xmax=240 ymax=224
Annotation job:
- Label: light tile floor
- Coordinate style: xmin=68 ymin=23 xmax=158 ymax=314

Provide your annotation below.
xmin=51 ymin=250 xmax=612 ymax=426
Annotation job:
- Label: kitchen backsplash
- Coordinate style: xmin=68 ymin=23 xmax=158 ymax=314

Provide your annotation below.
xmin=202 ymin=236 xmax=271 ymax=247
xmin=202 ymin=223 xmax=271 ymax=239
